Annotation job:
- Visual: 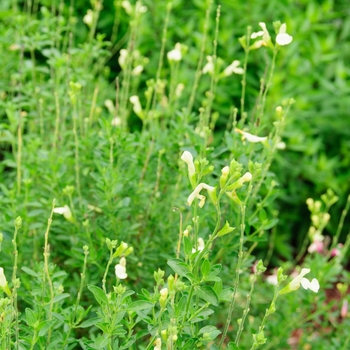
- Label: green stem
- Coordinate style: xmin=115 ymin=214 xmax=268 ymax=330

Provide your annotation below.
xmin=218 ymin=204 xmax=246 ymax=348
xmin=44 ymin=200 xmax=56 ymax=345
xmin=240 ymin=27 xmax=251 ymax=124
xmin=235 ymin=272 xmax=258 ymax=345
xmin=186 ymin=0 xmax=212 ymax=118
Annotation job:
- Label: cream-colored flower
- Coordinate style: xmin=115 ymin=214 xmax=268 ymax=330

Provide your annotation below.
xmin=221 ymin=166 xmax=229 ymax=176
xmin=167 ymin=43 xmax=182 ymax=62
xmin=251 ymin=30 xmax=264 ymax=39
xmin=83 ymin=9 xmax=94 ymax=27
xmin=259 ymin=22 xmax=271 ymax=44
xmin=223 ymin=60 xmax=244 ymax=76
xmin=203 ymin=56 xmax=214 ymax=74
xmin=132 ymin=65 xmax=144 ymax=76
xmin=121 ymin=1 xmax=133 ymax=15
xmin=280 ymin=268 xmax=320 ymax=294
xmin=53 ymin=205 xmax=74 ymax=223
xmin=235 ymin=128 xmax=267 ymax=143
xmin=0 ymin=267 xmax=7 ymax=288
xmin=276 ymin=23 xmax=293 ymax=46
xmin=154 ymin=338 xmax=162 ymax=350
xmin=187 ymin=183 xmax=215 ymax=207
xmin=130 ymin=95 xmax=143 ymax=115
xmin=118 ymin=49 xmax=128 ymax=68
xmin=192 ymin=237 xmax=205 ymax=253
xmin=175 ymin=83 xmax=185 ymax=98
xmin=181 ymin=151 xmax=195 ymax=178
xmin=115 ymin=257 xmax=128 ymax=279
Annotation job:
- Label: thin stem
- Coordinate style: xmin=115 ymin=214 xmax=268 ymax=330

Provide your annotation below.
xmin=258 ymin=48 xmax=278 ymax=122
xmin=250 ymin=286 xmax=279 ymax=350
xmin=187 ymin=0 xmax=212 ymax=117
xmin=150 ymin=1 xmax=172 ymax=123
xmin=53 ymin=92 xmax=60 ymax=149
xmin=72 ymin=97 xmax=82 ymax=201
xmin=102 ymin=249 xmax=114 ymax=294
xmin=219 ymin=204 xmax=246 ymax=348
xmin=235 ymin=272 xmax=258 ymax=345
xmin=240 ymin=27 xmax=251 ymax=123
xmin=43 ymin=200 xmax=56 ymax=345
xmin=204 ymin=5 xmax=220 ymax=128
xmin=16 ymin=113 xmax=22 ymax=196
xmin=12 ymin=218 xmax=21 ymax=350
xmin=331 ymin=193 xmax=350 ymax=249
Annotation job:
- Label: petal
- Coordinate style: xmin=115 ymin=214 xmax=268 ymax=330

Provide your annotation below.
xmin=251 ymin=31 xmax=264 ymax=39
xmin=309 ymin=278 xmax=320 ymax=293
xmin=276 ymin=33 xmax=293 ymax=46
xmin=300 ymin=277 xmax=310 ymax=290
xmin=53 ymin=207 xmax=67 ymax=215
xmin=279 ymin=23 xmax=287 ymax=34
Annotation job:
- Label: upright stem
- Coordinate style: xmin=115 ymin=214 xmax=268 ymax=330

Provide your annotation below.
xmin=219 ymin=204 xmax=246 ymax=348
xmin=240 ymin=28 xmax=251 ymax=124
xmin=44 ymin=200 xmax=56 ymax=345
xmin=12 ymin=217 xmax=22 ymax=350
xmin=258 ymin=48 xmax=278 ymax=122
xmin=187 ymin=0 xmax=212 ymax=117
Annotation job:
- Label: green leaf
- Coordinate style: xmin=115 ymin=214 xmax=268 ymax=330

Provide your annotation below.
xmin=183 ymin=236 xmax=193 ymax=256
xmin=120 ymin=336 xmax=136 ymax=349
xmin=227 ymin=342 xmax=239 ymax=349
xmin=199 ymin=325 xmax=217 ymax=334
xmin=78 ymin=317 xmax=101 ymax=328
xmin=167 ymin=258 xmax=191 ymax=277
xmin=87 ymin=285 xmax=108 ymax=306
xmin=52 ymin=293 xmax=70 ymax=304
xmin=219 ymin=287 xmax=234 ymax=302
xmin=196 ymin=285 xmax=219 ymax=306
xmin=201 ymin=259 xmax=210 ymax=277
xmin=21 ymin=266 xmax=40 ymax=278
xmin=128 ymin=300 xmax=154 ymax=312
xmin=25 ymin=308 xmax=36 ymax=327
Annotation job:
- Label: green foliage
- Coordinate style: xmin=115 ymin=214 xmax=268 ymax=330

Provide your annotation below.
xmin=0 ymin=0 xmax=349 ymax=349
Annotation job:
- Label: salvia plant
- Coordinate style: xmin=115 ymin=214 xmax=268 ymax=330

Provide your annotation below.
xmin=0 ymin=0 xmax=349 ymax=349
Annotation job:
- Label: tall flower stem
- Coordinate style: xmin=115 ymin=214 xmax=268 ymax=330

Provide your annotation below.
xmin=43 ymin=200 xmax=56 ymax=345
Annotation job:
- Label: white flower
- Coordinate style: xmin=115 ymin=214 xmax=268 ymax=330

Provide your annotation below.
xmin=167 ymin=43 xmax=182 ymax=62
xmin=130 ymin=95 xmax=143 ymax=115
xmin=266 ymin=274 xmax=278 ymax=286
xmin=121 ymin=0 xmax=133 ymax=15
xmin=203 ymin=56 xmax=214 ymax=74
xmin=241 ymin=172 xmax=252 ymax=183
xmin=115 ymin=257 xmax=128 ymax=279
xmin=132 ymin=65 xmax=144 ymax=76
xmin=118 ymin=49 xmax=128 ymax=68
xmin=221 ymin=166 xmax=229 ymax=176
xmin=83 ymin=9 xmax=94 ymax=27
xmin=104 ymin=99 xmax=115 ymax=114
xmin=0 ymin=267 xmax=7 ymax=288
xmin=192 ymin=237 xmax=205 ymax=253
xmin=251 ymin=30 xmax=264 ymax=39
xmin=187 ymin=183 xmax=215 ymax=207
xmin=235 ymin=128 xmax=267 ymax=143
xmin=276 ymin=23 xmax=293 ymax=46
xmin=53 ymin=205 xmax=74 ymax=223
xmin=181 ymin=151 xmax=195 ymax=178
xmin=154 ymin=338 xmax=162 ymax=350
xmin=289 ymin=268 xmax=319 ymax=293
xmin=259 ymin=22 xmax=271 ymax=44
xmin=135 ymin=1 xmax=147 ymax=14
xmin=223 ymin=60 xmax=244 ymax=76
xmin=160 ymin=288 xmax=168 ymax=298
xmin=175 ymin=83 xmax=185 ymax=97
xmin=111 ymin=117 xmax=122 ymax=127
